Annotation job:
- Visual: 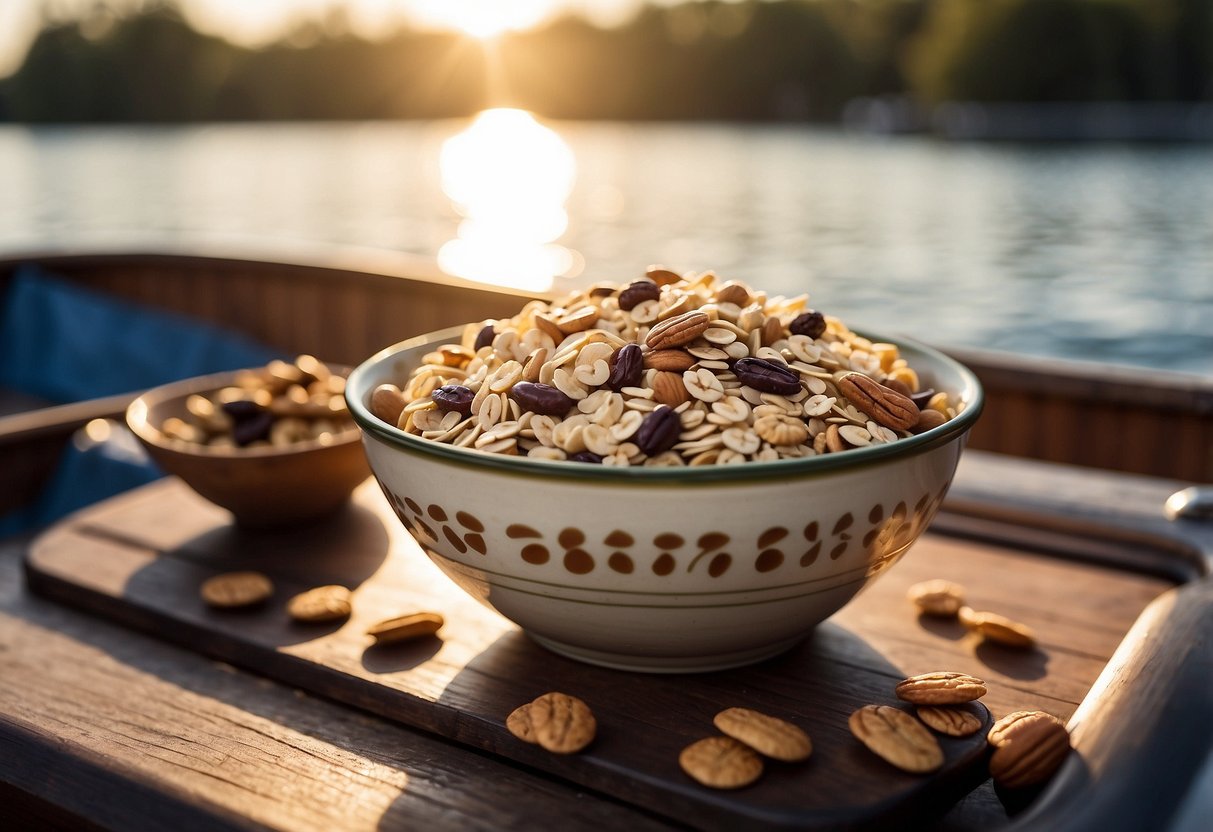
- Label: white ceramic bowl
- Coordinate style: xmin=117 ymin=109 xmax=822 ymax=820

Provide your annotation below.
xmin=347 ymin=327 xmax=982 ymax=672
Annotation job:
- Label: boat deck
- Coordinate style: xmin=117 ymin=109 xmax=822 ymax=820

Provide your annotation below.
xmin=3 ymin=451 xmax=1211 ymax=831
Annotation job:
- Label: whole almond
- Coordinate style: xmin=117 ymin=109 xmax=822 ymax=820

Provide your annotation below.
xmin=370 ymin=384 xmax=406 ymax=426
xmin=713 ymin=707 xmax=812 ymax=762
xmin=529 ymin=692 xmax=596 ymax=754
xmin=679 ymin=736 xmax=764 ymax=789
xmin=917 ymin=703 xmax=986 ymax=737
xmin=912 ymin=408 xmax=948 ymax=434
xmin=366 ymin=611 xmax=444 ymax=644
xmin=895 ymin=671 xmax=987 ymax=705
xmin=652 ymin=370 xmax=692 ymax=406
xmin=907 ymin=579 xmax=966 ymax=617
xmin=849 ymin=705 xmax=943 ymax=774
xmin=645 ymin=310 xmax=711 ymax=350
xmin=760 ymin=316 xmax=784 ymax=346
xmin=825 ymin=423 xmax=846 ymax=453
xmin=644 ymin=348 xmax=698 ymax=372
xmin=961 ymin=609 xmax=1037 ymax=649
xmin=988 ymin=710 xmax=1070 ymax=788
xmin=837 ymin=373 xmax=918 ymax=431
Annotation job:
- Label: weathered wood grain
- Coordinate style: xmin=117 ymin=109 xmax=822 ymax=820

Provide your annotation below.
xmin=0 ymin=537 xmax=675 ymax=832
xmin=20 ymin=473 xmax=1175 ymax=831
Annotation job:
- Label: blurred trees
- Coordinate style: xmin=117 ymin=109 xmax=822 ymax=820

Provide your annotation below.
xmin=0 ymin=0 xmax=1208 ymax=123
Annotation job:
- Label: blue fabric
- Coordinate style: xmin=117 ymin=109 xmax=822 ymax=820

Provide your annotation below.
xmin=0 ymin=264 xmax=282 ymax=536
xmin=0 ymin=265 xmax=280 ymax=402
xmin=0 ymin=422 xmax=164 ymax=537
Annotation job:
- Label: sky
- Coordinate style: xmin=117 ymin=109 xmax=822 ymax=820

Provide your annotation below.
xmin=0 ymin=0 xmax=670 ymax=77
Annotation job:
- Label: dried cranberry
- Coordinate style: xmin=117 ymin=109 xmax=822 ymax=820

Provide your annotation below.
xmin=635 ymin=406 xmax=680 ymax=456
xmin=473 ymin=323 xmax=496 ymax=352
xmin=221 ymin=399 xmax=267 ymax=419
xmin=617 ymin=280 xmax=660 ymax=311
xmin=734 ymin=357 xmax=802 ymax=396
xmin=432 ymin=384 xmax=474 ymax=416
xmin=232 ymin=411 xmax=273 ymax=446
xmin=789 ymin=311 xmax=827 ymax=339
xmin=607 ymin=343 xmax=644 ymax=391
xmin=509 ymin=382 xmax=575 ymax=417
xmin=910 ymin=388 xmax=937 ymax=410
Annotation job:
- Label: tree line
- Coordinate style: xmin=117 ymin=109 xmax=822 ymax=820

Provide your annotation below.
xmin=1 ymin=0 xmax=1209 ymax=123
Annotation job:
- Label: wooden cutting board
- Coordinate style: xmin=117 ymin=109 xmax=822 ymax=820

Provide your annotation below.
xmin=23 ymin=478 xmax=1169 ymax=830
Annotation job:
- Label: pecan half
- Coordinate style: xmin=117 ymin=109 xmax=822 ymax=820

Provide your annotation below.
xmin=645 ymin=310 xmax=711 ymax=350
xmin=987 ymin=710 xmax=1070 ymax=788
xmin=838 ymin=373 xmax=918 ymax=431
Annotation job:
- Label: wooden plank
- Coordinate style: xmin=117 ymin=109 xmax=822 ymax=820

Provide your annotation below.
xmin=0 ymin=539 xmax=676 ymax=832
xmin=1003 ymin=579 xmax=1213 ymax=832
xmin=23 ymin=476 xmax=1174 ymax=831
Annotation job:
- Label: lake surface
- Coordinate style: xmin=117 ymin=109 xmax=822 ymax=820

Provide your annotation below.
xmin=1 ymin=119 xmax=1210 ymax=375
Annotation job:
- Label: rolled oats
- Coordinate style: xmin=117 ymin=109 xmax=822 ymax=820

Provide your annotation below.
xmin=381 ymin=270 xmax=961 ymax=466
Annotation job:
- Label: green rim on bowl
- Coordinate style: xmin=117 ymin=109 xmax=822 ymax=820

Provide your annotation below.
xmin=346 ymin=326 xmax=983 ymax=485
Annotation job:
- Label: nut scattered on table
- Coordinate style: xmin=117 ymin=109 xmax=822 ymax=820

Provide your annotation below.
xmin=894 ymin=671 xmax=988 ymax=705
xmin=907 ymin=579 xmax=966 ymax=617
xmin=959 ymin=607 xmax=1037 ymax=649
xmin=916 ymin=704 xmax=986 ymax=737
xmin=527 ymin=692 xmax=597 ymax=754
xmin=366 ymin=611 xmax=444 ymax=644
xmin=987 ymin=710 xmax=1071 ymax=788
xmin=712 ymin=706 xmax=812 ymax=763
xmin=200 ymin=571 xmax=274 ymax=608
xmin=287 ymin=585 xmax=352 ymax=623
xmin=506 ymin=702 xmax=538 ymax=744
xmin=848 ymin=705 xmax=944 ymax=774
xmin=679 ymin=736 xmax=764 ymax=789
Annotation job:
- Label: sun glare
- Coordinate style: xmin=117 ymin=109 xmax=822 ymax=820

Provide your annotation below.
xmin=407 ymin=0 xmax=557 ymax=39
xmin=439 ymin=108 xmax=578 ymax=291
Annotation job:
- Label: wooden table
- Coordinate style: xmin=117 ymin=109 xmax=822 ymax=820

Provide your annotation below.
xmin=2 ymin=451 xmax=1211 ymax=831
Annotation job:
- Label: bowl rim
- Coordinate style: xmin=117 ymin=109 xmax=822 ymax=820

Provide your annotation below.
xmin=347 ymin=325 xmax=984 ymax=484
xmin=126 ymin=365 xmax=361 ymax=459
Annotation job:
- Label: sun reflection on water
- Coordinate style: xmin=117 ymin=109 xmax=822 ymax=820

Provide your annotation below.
xmin=438 ymin=108 xmax=579 ymax=292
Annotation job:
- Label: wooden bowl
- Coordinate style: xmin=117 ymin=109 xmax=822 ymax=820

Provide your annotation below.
xmin=126 ymin=367 xmax=370 ymax=528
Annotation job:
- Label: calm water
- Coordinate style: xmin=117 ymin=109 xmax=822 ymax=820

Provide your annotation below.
xmin=1 ymin=120 xmax=1210 ymax=375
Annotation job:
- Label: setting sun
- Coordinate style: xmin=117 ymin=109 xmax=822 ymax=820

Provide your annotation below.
xmin=438 ymin=108 xmax=578 ymax=290
xmin=406 ymin=0 xmax=560 ymax=39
